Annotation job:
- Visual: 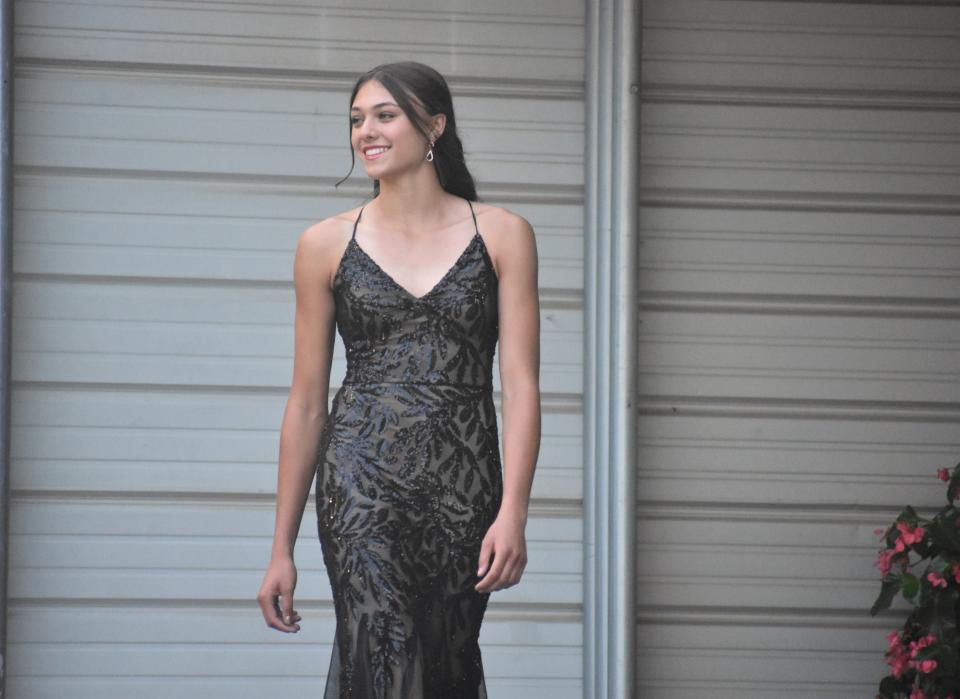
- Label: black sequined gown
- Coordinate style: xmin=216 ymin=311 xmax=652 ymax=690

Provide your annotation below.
xmin=315 ymin=198 xmax=502 ymax=698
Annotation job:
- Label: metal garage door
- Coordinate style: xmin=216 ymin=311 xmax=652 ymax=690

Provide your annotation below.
xmin=8 ymin=0 xmax=587 ymax=696
xmin=636 ymin=1 xmax=960 ymax=697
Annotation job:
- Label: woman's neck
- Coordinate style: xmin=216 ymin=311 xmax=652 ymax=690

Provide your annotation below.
xmin=371 ymin=178 xmax=456 ymax=236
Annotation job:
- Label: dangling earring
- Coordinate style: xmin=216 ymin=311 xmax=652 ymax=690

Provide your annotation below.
xmin=425 ymin=130 xmax=438 ymax=161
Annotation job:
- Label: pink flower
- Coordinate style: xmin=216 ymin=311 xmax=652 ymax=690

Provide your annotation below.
xmin=917 ymin=658 xmax=937 ymax=673
xmin=875 ymin=549 xmax=898 ymax=575
xmin=896 ymin=521 xmax=925 ymax=546
xmin=875 ymin=548 xmax=909 ymax=576
xmin=938 ymin=467 xmax=950 ymax=482
xmin=909 ymin=634 xmax=937 ymax=656
xmin=928 ymin=571 xmax=948 ymax=589
xmin=885 ymin=633 xmax=917 ymax=679
xmin=890 ymin=521 xmax=925 ymax=554
xmin=910 ymin=690 xmax=929 ymax=699
xmin=887 ymin=647 xmax=910 ymax=678
xmin=953 ymin=563 xmax=960 ymax=584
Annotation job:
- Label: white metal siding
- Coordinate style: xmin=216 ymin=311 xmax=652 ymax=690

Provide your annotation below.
xmin=637 ymin=1 xmax=960 ymax=697
xmin=9 ymin=1 xmax=586 ymax=696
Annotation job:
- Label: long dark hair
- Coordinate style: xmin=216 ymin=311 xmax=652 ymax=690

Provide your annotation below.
xmin=334 ymin=61 xmax=478 ymax=202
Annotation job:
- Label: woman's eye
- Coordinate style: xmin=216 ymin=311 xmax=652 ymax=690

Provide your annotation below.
xmin=349 ymin=113 xmax=392 ymax=125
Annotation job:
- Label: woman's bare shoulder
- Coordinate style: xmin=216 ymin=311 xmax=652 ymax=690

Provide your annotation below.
xmin=473 ymin=202 xmax=535 ymax=250
xmin=473 ymin=202 xmax=533 ymax=234
xmin=471 ymin=202 xmax=536 ymax=281
xmin=299 ymin=206 xmax=363 ymax=247
xmin=295 ymin=206 xmax=364 ymax=285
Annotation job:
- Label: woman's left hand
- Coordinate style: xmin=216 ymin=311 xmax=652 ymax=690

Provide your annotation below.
xmin=474 ymin=508 xmax=528 ymax=592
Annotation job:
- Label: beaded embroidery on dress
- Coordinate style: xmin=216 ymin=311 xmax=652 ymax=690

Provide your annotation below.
xmin=315 ymin=197 xmax=502 ymax=698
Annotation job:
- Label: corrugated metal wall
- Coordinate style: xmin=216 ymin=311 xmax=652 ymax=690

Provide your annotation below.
xmin=636 ymin=1 xmax=960 ymax=697
xmin=8 ymin=1 xmax=586 ymax=696
xmin=12 ymin=1 xmax=957 ymax=697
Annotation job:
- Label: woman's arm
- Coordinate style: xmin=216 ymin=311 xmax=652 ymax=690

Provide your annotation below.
xmin=258 ymin=220 xmax=339 ymax=632
xmin=475 ymin=210 xmax=542 ymax=593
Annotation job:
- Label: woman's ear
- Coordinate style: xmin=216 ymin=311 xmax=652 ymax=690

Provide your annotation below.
xmin=431 ymin=114 xmax=446 ymax=139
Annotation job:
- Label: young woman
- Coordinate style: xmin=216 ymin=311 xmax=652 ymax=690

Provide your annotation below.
xmin=257 ymin=61 xmax=541 ymax=698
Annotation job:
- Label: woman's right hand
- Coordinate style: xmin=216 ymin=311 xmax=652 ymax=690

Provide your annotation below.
xmin=257 ymin=555 xmax=302 ymax=633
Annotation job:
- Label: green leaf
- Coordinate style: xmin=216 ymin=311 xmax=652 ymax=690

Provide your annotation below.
xmin=926 ymin=518 xmax=960 ymax=557
xmin=913 ymin=536 xmax=934 ymax=558
xmin=936 ymin=587 xmax=960 ymax=633
xmin=916 ymin=600 xmax=938 ymax=628
xmin=941 ymin=672 xmax=960 ymax=693
xmin=940 ymin=648 xmax=959 ymax=676
xmin=878 ymin=676 xmax=902 ymax=698
xmin=948 ymin=463 xmax=960 ymax=503
xmin=902 ymin=572 xmax=920 ymax=600
xmin=871 ymin=578 xmax=901 ymax=615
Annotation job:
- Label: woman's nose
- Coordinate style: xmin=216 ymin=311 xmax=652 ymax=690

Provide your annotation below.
xmin=357 ymin=121 xmax=378 ymax=140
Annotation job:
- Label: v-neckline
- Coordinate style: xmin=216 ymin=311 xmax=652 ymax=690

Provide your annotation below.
xmin=350 ymin=232 xmax=481 ymax=302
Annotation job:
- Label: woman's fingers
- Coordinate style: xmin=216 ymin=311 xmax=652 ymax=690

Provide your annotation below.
xmin=257 ymin=579 xmax=301 ymax=632
xmin=265 ymin=594 xmax=300 ymax=632
xmin=479 ymin=549 xmax=528 ymax=592
xmin=476 ymin=551 xmax=520 ymax=592
xmin=280 ymin=587 xmax=298 ymax=626
xmin=476 ymin=552 xmax=505 ymax=592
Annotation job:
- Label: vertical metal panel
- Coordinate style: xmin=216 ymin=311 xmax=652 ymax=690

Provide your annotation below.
xmin=0 ymin=0 xmax=13 ymax=695
xmin=637 ymin=1 xmax=960 ymax=696
xmin=584 ymin=0 xmax=640 ymax=697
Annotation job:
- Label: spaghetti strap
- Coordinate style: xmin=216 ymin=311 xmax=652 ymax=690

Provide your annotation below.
xmin=467 ymin=199 xmax=479 ymax=235
xmin=352 ymin=206 xmax=363 ymax=240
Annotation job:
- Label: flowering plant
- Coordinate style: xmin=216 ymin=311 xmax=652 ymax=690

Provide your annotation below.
xmin=871 ymin=461 xmax=960 ymax=699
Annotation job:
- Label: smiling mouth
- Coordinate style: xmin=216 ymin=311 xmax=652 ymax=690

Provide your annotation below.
xmin=363 ymin=146 xmax=390 ymax=160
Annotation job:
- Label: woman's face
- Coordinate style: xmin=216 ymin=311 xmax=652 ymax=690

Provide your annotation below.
xmin=350 ymin=80 xmax=433 ymax=179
